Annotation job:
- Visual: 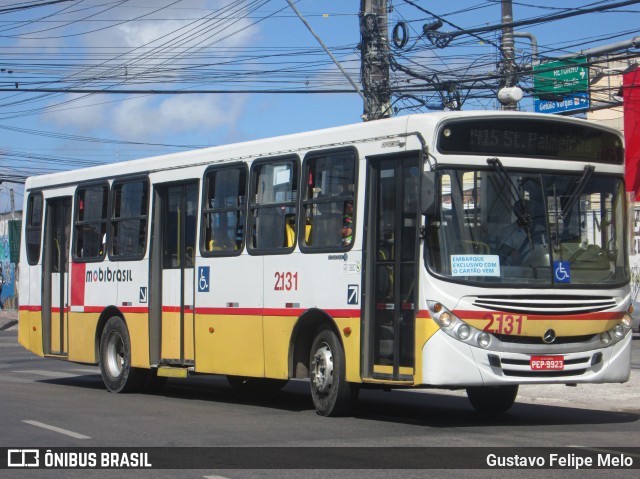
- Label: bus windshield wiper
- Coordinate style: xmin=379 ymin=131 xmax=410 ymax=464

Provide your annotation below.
xmin=486 ymin=157 xmax=531 ymax=228
xmin=560 ymin=165 xmax=595 ymax=220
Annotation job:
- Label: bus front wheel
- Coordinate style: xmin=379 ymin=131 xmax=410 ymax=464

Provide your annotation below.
xmin=99 ymin=316 xmax=146 ymax=393
xmin=309 ymin=325 xmax=357 ymax=417
xmin=466 ymin=385 xmax=519 ymax=413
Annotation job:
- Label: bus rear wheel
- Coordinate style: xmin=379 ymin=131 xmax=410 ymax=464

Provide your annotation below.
xmin=99 ymin=316 xmax=147 ymax=393
xmin=309 ymin=325 xmax=357 ymax=417
xmin=466 ymin=385 xmax=519 ymax=413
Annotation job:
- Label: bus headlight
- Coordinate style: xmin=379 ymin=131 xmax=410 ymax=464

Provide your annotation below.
xmin=477 ymin=332 xmax=491 ymax=348
xmin=597 ymin=319 xmax=631 ymax=347
xmin=427 ymin=301 xmax=495 ymax=348
xmin=456 ymin=324 xmax=471 ymax=340
xmin=438 ymin=312 xmax=453 ymax=328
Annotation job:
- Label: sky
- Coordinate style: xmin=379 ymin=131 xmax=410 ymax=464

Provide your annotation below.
xmin=1 ymin=0 xmax=639 ymax=213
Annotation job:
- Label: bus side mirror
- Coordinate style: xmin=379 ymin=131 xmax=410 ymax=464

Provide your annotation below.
xmin=421 ymin=171 xmax=437 ymax=216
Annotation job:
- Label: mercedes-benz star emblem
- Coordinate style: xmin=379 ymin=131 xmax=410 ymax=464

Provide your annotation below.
xmin=542 ymin=329 xmax=557 ymax=344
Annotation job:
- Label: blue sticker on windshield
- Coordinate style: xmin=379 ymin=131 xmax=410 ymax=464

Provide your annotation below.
xmin=554 ymin=261 xmax=571 ymax=283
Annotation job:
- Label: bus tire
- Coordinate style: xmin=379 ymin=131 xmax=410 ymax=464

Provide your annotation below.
xmin=466 ymin=385 xmax=518 ymax=413
xmin=309 ymin=325 xmax=357 ymax=417
xmin=99 ymin=316 xmax=146 ymax=393
xmin=227 ymin=376 xmax=288 ymax=392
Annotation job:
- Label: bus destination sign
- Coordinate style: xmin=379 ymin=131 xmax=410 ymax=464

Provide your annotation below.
xmin=437 ymin=118 xmax=623 ymax=163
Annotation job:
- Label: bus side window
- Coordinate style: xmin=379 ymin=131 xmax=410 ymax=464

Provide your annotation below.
xmin=110 ymin=179 xmax=149 ymax=260
xmin=301 ymin=149 xmax=356 ymax=252
xmin=201 ymin=165 xmax=247 ymax=256
xmin=248 ymin=157 xmax=298 ymax=254
xmin=73 ymin=184 xmax=108 ymax=262
xmin=25 ymin=192 xmax=44 ymax=265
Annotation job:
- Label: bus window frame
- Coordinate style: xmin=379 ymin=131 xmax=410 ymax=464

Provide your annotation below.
xmin=200 ymin=162 xmax=248 ymax=257
xmin=247 ymin=154 xmax=300 ymax=256
xmin=25 ymin=191 xmax=44 ymax=266
xmin=72 ymin=181 xmax=110 ymax=264
xmin=108 ymin=176 xmax=150 ymax=262
xmin=299 ymin=146 xmax=359 ymax=254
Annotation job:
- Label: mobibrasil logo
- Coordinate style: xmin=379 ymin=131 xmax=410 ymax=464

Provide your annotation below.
xmin=86 ymin=267 xmax=133 ymax=283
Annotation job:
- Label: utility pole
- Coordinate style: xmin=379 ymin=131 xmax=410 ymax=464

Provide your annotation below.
xmin=500 ymin=0 xmax=519 ymax=110
xmin=359 ymin=0 xmax=391 ymax=121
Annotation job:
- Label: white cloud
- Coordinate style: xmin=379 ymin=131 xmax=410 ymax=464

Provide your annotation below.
xmin=42 ymin=0 xmax=261 ymax=143
xmin=44 ymin=92 xmax=248 ymax=143
xmin=85 ymin=0 xmax=260 ymax=50
xmin=44 ymin=94 xmax=110 ymax=131
xmin=110 ymin=94 xmax=248 ymax=141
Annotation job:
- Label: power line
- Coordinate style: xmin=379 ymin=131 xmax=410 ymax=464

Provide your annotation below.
xmin=0 ymin=87 xmax=356 ymax=94
xmin=0 ymin=0 xmax=75 ymax=16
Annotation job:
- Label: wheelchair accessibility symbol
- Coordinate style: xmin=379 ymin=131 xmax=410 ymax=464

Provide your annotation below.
xmin=553 ymin=261 xmax=571 ymax=283
xmin=198 ymin=266 xmax=210 ymax=292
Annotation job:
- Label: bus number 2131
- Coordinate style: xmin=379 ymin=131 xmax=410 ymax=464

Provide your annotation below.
xmin=274 ymin=272 xmax=299 ymax=291
xmin=483 ymin=313 xmax=524 ymax=335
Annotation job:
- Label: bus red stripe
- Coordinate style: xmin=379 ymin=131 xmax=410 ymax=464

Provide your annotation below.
xmin=18 ymin=305 xmax=432 ymax=319
xmin=194 ymin=307 xmax=361 ymax=317
xmin=19 ymin=305 xmax=42 ymax=312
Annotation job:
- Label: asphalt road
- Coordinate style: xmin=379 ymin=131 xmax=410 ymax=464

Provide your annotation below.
xmin=0 ymin=313 xmax=639 ymax=479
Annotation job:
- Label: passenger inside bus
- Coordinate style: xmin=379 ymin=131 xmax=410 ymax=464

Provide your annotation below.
xmin=342 ymin=200 xmax=353 ymax=246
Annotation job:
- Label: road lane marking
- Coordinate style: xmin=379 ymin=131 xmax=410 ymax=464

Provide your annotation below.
xmin=23 ymin=420 xmax=91 ymax=440
xmin=15 ymin=369 xmax=81 ymax=379
xmin=0 ymin=376 xmax=34 ymax=383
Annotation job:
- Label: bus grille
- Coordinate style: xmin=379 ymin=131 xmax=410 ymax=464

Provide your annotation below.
xmin=492 ymin=333 xmax=596 ymax=345
xmin=472 ymin=295 xmax=617 ymax=315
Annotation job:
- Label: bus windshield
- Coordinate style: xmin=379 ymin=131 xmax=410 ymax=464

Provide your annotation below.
xmin=424 ymin=166 xmax=628 ymax=286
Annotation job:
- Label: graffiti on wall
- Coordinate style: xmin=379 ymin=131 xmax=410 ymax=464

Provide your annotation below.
xmin=0 ymin=226 xmax=17 ymax=309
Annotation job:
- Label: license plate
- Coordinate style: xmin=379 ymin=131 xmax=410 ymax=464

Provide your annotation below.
xmin=530 ymin=356 xmax=564 ymax=370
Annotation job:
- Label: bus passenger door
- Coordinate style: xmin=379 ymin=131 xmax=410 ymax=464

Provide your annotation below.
xmin=150 ymin=181 xmax=199 ymax=366
xmin=42 ymin=197 xmax=72 ymax=356
xmin=363 ymin=156 xmax=420 ymax=381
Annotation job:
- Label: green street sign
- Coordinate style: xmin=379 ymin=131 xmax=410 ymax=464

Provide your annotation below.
xmin=534 ymin=57 xmax=589 ymax=95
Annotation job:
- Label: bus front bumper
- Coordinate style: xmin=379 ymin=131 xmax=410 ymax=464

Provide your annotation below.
xmin=421 ymin=329 xmax=632 ymax=386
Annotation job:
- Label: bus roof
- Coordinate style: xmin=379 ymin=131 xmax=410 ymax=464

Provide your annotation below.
xmin=25 ymin=110 xmax=621 ymax=191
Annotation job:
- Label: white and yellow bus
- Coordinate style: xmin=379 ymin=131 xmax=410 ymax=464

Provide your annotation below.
xmin=18 ymin=111 xmax=634 ymax=415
